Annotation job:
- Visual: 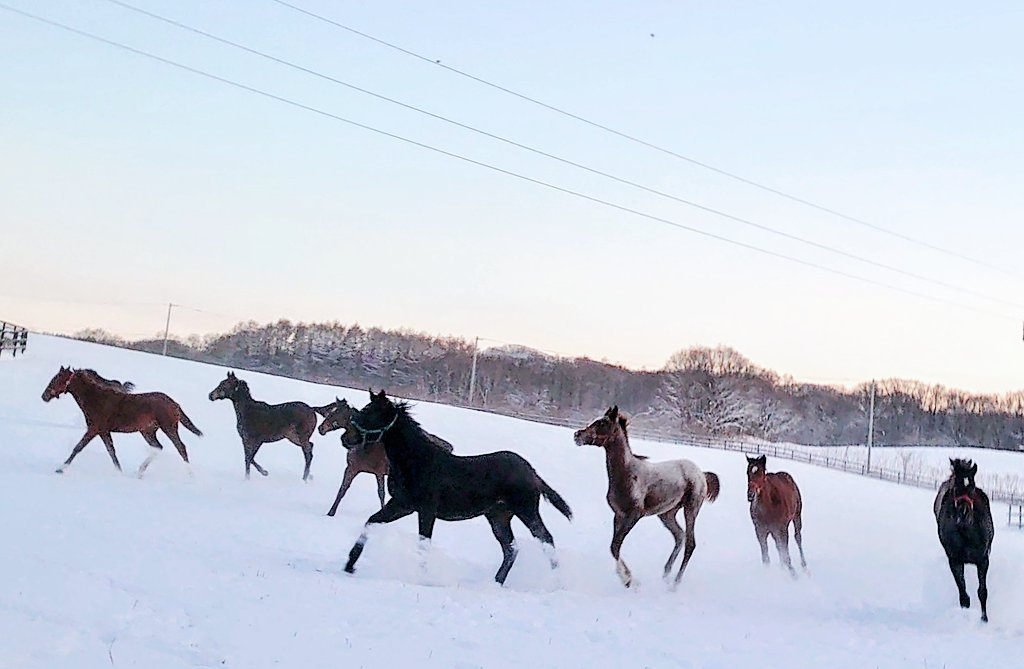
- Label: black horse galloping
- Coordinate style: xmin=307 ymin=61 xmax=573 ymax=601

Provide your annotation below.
xmin=341 ymin=390 xmax=572 ymax=585
xmin=934 ymin=458 xmax=994 ymax=622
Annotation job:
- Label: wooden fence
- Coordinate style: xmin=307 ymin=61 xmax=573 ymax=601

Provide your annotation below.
xmin=0 ymin=321 xmax=28 ymax=358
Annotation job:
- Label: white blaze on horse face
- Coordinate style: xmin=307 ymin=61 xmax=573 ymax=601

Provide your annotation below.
xmin=963 ymin=477 xmax=970 ymax=487
xmin=751 ymin=466 xmax=759 ymax=474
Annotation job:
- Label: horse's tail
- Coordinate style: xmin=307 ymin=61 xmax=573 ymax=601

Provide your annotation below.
xmin=538 ymin=477 xmax=573 ymax=521
xmin=179 ymin=409 xmax=203 ymax=437
xmin=704 ymin=472 xmax=720 ymax=503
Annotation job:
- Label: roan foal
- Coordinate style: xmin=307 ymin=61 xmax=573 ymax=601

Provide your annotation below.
xmin=574 ymin=406 xmax=720 ymax=588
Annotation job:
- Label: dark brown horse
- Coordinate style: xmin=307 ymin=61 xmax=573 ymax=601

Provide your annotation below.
xmin=315 ymin=397 xmax=454 ymax=516
xmin=208 ymin=372 xmax=317 ymax=481
xmin=934 ymin=458 xmax=994 ymax=622
xmin=42 ymin=366 xmax=202 ymax=476
xmin=746 ymin=454 xmax=806 ymax=576
xmin=574 ymin=406 xmax=720 ymax=589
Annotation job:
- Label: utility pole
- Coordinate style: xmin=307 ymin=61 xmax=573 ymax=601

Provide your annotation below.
xmin=161 ymin=303 xmax=174 ymax=356
xmin=866 ymin=379 xmax=876 ymax=474
xmin=468 ymin=337 xmax=479 ymax=406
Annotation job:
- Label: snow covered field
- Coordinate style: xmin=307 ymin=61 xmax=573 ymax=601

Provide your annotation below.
xmin=2 ymin=335 xmax=1023 ymax=668
xmin=783 ymin=443 xmax=1024 ymax=500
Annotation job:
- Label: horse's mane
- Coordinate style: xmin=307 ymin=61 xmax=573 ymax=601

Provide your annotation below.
xmin=76 ymin=369 xmax=135 ymax=393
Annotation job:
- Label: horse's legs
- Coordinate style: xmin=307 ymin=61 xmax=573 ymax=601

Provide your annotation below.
xmin=754 ymin=521 xmax=771 ymax=566
xmin=673 ymin=503 xmax=701 ymax=585
xmin=772 ymin=526 xmax=797 ymax=578
xmin=327 ymin=467 xmax=358 ymax=516
xmin=137 ymin=430 xmax=165 ymax=478
xmin=162 ymin=423 xmax=190 ymax=464
xmin=301 ymin=443 xmax=313 ymax=482
xmin=977 ymin=557 xmax=989 ymax=622
xmin=344 ymin=499 xmax=414 ymax=574
xmin=518 ymin=505 xmax=559 ymax=569
xmin=57 ymin=430 xmax=97 ymax=472
xmin=792 ymin=513 xmax=807 ymax=569
xmin=243 ymin=441 xmax=268 ymax=479
xmin=486 ymin=511 xmax=518 ymax=585
xmin=98 ymin=433 xmax=122 ymax=472
xmin=658 ymin=509 xmax=686 ymax=579
xmin=611 ymin=513 xmax=641 ymax=588
xmin=375 ymin=473 xmax=386 ymax=509
xmin=948 ymin=558 xmax=970 ymax=609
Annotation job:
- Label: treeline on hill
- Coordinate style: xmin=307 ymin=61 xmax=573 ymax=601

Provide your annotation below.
xmin=74 ymin=321 xmax=1024 ymax=450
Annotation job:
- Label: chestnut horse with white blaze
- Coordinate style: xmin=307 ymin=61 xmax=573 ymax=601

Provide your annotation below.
xmin=574 ymin=406 xmax=720 ymax=589
xmin=745 ymin=454 xmax=806 ymax=576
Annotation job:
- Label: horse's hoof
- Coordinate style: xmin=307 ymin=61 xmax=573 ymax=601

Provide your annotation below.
xmin=981 ymin=614 xmax=989 ymax=623
xmin=55 ymin=467 xmax=64 ymax=474
xmin=344 ymin=565 xmax=356 ymax=574
xmin=960 ymin=597 xmax=971 ymax=609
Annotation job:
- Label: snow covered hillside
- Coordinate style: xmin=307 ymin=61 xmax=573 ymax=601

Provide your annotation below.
xmin=2 ymin=335 xmax=1022 ymax=668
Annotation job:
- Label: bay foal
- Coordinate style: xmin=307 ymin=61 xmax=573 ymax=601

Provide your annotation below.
xmin=315 ymin=398 xmax=453 ymax=516
xmin=745 ymin=454 xmax=806 ymax=576
xmin=209 ymin=372 xmax=317 ymax=481
xmin=574 ymin=406 xmax=720 ymax=588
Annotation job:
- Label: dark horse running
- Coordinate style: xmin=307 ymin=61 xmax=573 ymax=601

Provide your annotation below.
xmin=42 ymin=366 xmax=202 ymax=477
xmin=934 ymin=458 xmax=994 ymax=622
xmin=745 ymin=454 xmax=806 ymax=576
xmin=315 ymin=398 xmax=453 ymax=515
xmin=341 ymin=390 xmax=572 ymax=585
xmin=209 ymin=372 xmax=318 ymax=481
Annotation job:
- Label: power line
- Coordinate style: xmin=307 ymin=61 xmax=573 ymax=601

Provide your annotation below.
xmin=269 ymin=0 xmax=1020 ymax=279
xmin=1 ymin=3 xmax=1017 ymax=324
xmin=98 ymin=0 xmax=1024 ymax=312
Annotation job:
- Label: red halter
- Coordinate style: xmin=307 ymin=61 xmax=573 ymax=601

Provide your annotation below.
xmin=953 ymin=493 xmax=975 ymax=510
xmin=54 ymin=369 xmax=76 ymax=396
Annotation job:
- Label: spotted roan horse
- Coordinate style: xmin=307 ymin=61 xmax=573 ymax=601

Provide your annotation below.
xmin=574 ymin=406 xmax=720 ymax=589
xmin=746 ymin=454 xmax=806 ymax=576
xmin=340 ymin=390 xmax=571 ymax=585
xmin=209 ymin=372 xmax=317 ymax=481
xmin=934 ymin=458 xmax=994 ymax=622
xmin=41 ymin=366 xmax=201 ymax=476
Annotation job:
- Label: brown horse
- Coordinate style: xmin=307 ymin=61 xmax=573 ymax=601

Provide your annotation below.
xmin=315 ymin=397 xmax=454 ymax=516
xmin=42 ymin=366 xmax=202 ymax=476
xmin=574 ymin=406 xmax=720 ymax=589
xmin=746 ymin=454 xmax=806 ymax=576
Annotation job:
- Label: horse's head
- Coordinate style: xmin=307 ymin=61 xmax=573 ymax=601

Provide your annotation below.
xmin=574 ymin=406 xmax=628 ymax=448
xmin=208 ymin=371 xmax=245 ymax=401
xmin=340 ymin=389 xmax=401 ymax=449
xmin=746 ymin=454 xmax=768 ymax=503
xmin=949 ymin=458 xmax=979 ymax=522
xmin=42 ymin=366 xmax=75 ymax=402
xmin=317 ymin=397 xmax=355 ymax=438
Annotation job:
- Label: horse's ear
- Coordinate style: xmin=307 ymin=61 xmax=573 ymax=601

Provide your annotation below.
xmin=756 ymin=454 xmax=767 ymax=465
xmin=607 ymin=405 xmax=619 ymax=420
xmin=970 ymin=463 xmax=978 ymax=476
xmin=228 ymin=371 xmax=235 ymax=378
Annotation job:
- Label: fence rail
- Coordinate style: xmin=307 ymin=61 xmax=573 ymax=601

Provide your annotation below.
xmin=0 ymin=321 xmax=28 ymax=358
xmin=456 ymin=404 xmax=1024 ymax=507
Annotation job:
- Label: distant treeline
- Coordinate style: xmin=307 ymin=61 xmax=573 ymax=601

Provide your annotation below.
xmin=74 ymin=321 xmax=1024 ymax=450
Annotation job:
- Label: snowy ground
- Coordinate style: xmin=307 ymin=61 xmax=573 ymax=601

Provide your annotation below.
xmin=2 ymin=335 xmax=1023 ymax=668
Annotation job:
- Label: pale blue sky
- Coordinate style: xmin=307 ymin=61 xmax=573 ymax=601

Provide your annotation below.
xmin=2 ymin=1 xmax=1023 ymax=392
